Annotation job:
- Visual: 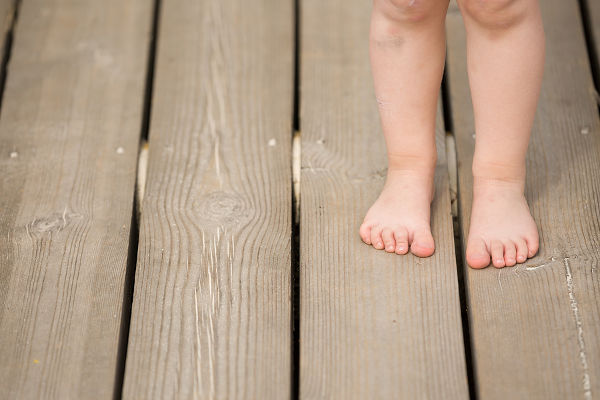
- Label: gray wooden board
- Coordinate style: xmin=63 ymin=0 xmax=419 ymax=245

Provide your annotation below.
xmin=0 ymin=0 xmax=152 ymax=398
xmin=446 ymin=0 xmax=600 ymax=398
xmin=122 ymin=0 xmax=294 ymax=398
xmin=299 ymin=1 xmax=469 ymax=398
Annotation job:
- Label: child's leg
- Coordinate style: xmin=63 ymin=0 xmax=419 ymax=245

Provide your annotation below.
xmin=359 ymin=0 xmax=449 ymax=256
xmin=459 ymin=0 xmax=545 ymax=268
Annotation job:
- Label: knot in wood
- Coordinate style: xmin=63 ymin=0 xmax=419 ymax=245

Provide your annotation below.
xmin=194 ymin=190 xmax=249 ymax=226
xmin=29 ymin=210 xmax=81 ymax=236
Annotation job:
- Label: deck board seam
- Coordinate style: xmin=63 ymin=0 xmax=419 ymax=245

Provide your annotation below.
xmin=291 ymin=0 xmax=301 ymax=398
xmin=114 ymin=0 xmax=162 ymax=398
xmin=442 ymin=57 xmax=478 ymax=400
xmin=0 ymin=0 xmax=19 ymax=114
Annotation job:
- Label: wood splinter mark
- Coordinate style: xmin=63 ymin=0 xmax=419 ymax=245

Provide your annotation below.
xmin=525 ymin=255 xmax=580 ymax=271
xmin=497 ymin=269 xmax=503 ymax=294
xmin=525 ymin=257 xmax=557 ymax=271
xmin=564 ymin=257 xmax=592 ymax=400
xmin=214 ymin=138 xmax=222 ymax=188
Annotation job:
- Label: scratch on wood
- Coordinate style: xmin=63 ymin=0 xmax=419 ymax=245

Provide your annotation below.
xmin=231 ymin=233 xmax=235 ymax=256
xmin=61 ymin=207 xmax=67 ymax=228
xmin=208 ymin=242 xmax=213 ymax=300
xmin=564 ymin=257 xmax=592 ymax=400
xmin=194 ymin=287 xmax=203 ymax=397
xmin=497 ymin=269 xmax=503 ymax=294
xmin=300 ymin=166 xmax=328 ymax=172
xmin=199 ymin=226 xmax=216 ymax=398
xmin=206 ymin=306 xmax=215 ymax=399
xmin=227 ymin=233 xmax=234 ymax=297
xmin=215 ymin=137 xmax=222 ymax=188
xmin=525 ymin=257 xmax=557 ymax=271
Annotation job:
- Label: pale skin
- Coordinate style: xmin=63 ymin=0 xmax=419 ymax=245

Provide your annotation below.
xmin=359 ymin=0 xmax=545 ymax=268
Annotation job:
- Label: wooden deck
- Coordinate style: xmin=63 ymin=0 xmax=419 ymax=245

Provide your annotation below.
xmin=0 ymin=0 xmax=598 ymax=398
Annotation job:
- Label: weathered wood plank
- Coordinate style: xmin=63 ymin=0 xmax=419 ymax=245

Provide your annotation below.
xmin=299 ymin=1 xmax=469 ymax=398
xmin=446 ymin=0 xmax=600 ymax=398
xmin=122 ymin=0 xmax=294 ymax=398
xmin=0 ymin=0 xmax=152 ymax=398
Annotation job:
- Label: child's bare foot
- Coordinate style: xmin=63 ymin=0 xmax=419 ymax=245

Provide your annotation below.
xmin=466 ymin=175 xmax=539 ymax=268
xmin=359 ymin=162 xmax=436 ymax=257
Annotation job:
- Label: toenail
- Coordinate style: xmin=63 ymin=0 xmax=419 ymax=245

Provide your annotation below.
xmin=387 ymin=246 xmax=393 ymax=251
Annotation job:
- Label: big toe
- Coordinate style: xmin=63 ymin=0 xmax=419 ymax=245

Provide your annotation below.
xmin=410 ymin=228 xmax=435 ymax=257
xmin=359 ymin=223 xmax=372 ymax=245
xmin=466 ymin=237 xmax=490 ymax=269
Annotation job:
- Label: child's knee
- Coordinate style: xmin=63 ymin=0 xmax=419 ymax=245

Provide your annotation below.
xmin=373 ymin=0 xmax=446 ymax=26
xmin=457 ymin=0 xmax=531 ymax=30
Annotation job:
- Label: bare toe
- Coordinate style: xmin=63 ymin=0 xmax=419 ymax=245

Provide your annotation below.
xmin=409 ymin=228 xmax=435 ymax=257
xmin=525 ymin=235 xmax=539 ymax=258
xmin=381 ymin=228 xmax=396 ymax=253
xmin=394 ymin=228 xmax=409 ymax=255
xmin=491 ymin=240 xmax=505 ymax=268
xmin=466 ymin=237 xmax=490 ymax=268
xmin=359 ymin=223 xmax=372 ymax=245
xmin=516 ymin=238 xmax=528 ymax=263
xmin=371 ymin=226 xmax=384 ymax=250
xmin=504 ymin=241 xmax=517 ymax=267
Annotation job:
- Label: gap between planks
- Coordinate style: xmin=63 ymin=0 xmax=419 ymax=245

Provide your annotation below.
xmin=0 ymin=0 xmax=19 ymax=112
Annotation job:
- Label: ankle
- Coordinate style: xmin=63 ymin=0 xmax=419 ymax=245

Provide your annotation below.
xmin=384 ymin=152 xmax=436 ymax=203
xmin=472 ymin=159 xmax=525 ymax=189
xmin=472 ymin=175 xmax=525 ymax=199
xmin=387 ymin=150 xmax=437 ymax=173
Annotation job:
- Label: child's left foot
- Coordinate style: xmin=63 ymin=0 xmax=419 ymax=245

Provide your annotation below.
xmin=466 ymin=176 xmax=539 ymax=268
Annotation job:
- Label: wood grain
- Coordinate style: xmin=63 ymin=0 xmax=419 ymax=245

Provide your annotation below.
xmin=121 ymin=0 xmax=294 ymax=398
xmin=0 ymin=0 xmax=152 ymax=398
xmin=299 ymin=1 xmax=469 ymax=398
xmin=446 ymin=0 xmax=600 ymax=398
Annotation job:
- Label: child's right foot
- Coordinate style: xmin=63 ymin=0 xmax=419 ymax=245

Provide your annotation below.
xmin=359 ymin=159 xmax=436 ymax=257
